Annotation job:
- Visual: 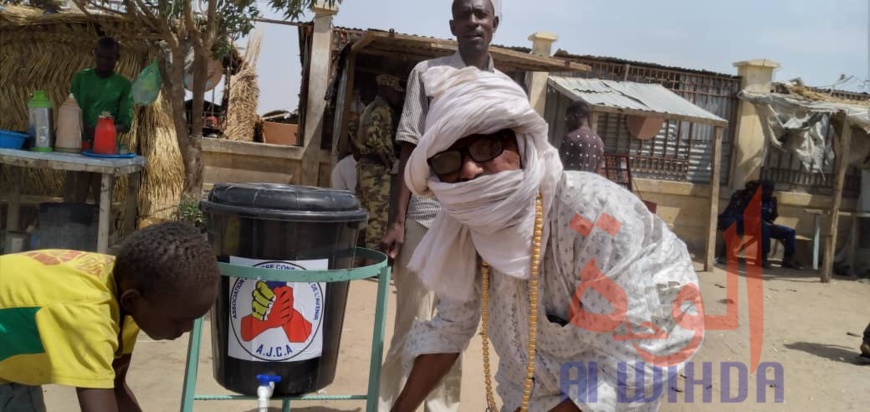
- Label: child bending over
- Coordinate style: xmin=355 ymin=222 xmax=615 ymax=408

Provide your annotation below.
xmin=0 ymin=222 xmax=219 ymax=412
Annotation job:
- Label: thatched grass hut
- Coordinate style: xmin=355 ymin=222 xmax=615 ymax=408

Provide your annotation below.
xmin=0 ymin=5 xmax=183 ymax=235
xmin=223 ymin=29 xmax=263 ymax=142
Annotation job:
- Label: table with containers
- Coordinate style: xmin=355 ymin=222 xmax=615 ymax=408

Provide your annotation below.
xmin=0 ymin=90 xmax=144 ymax=253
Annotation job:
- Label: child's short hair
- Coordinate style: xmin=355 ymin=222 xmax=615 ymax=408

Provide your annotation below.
xmin=113 ymin=222 xmax=219 ymax=296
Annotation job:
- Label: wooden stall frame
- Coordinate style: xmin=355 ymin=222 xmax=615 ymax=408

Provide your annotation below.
xmin=822 ymin=115 xmax=854 ymax=283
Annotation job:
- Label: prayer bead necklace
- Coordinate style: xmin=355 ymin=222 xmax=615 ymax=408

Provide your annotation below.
xmin=481 ymin=192 xmax=543 ymax=412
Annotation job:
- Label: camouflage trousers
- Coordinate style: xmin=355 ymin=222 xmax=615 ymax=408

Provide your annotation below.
xmin=357 ymin=161 xmax=391 ymax=250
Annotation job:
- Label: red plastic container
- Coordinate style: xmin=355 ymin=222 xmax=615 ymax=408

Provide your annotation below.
xmin=93 ymin=113 xmax=117 ymax=155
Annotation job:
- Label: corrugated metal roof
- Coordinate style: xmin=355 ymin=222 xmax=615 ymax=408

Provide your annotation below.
xmin=553 ymin=50 xmax=739 ymax=79
xmin=548 ymin=76 xmax=728 ymax=126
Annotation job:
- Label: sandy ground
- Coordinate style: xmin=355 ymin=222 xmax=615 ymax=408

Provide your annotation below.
xmin=43 ymin=261 xmax=870 ymax=412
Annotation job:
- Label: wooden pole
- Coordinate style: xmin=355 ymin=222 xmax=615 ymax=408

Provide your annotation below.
xmin=590 ymin=112 xmax=601 ymax=133
xmin=125 ymin=172 xmax=140 ymax=236
xmin=705 ymin=126 xmax=725 ymax=271
xmin=300 ymin=8 xmax=336 ymax=187
xmin=97 ymin=174 xmax=113 ymax=253
xmin=337 ymin=53 xmax=358 ymax=160
xmin=822 ymin=116 xmax=852 ymax=283
xmin=4 ymin=166 xmax=21 ymax=253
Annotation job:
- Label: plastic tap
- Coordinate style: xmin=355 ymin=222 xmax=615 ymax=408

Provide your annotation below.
xmin=256 ymin=374 xmax=281 ymax=412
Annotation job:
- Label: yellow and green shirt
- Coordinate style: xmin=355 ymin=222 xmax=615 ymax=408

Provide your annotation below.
xmin=0 ymin=250 xmax=139 ymax=389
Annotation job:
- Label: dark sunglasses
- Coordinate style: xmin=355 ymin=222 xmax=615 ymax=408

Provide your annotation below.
xmin=427 ymin=130 xmax=513 ymax=176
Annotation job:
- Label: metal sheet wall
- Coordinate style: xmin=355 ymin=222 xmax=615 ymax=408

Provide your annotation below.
xmin=548 ymin=61 xmax=741 ymax=184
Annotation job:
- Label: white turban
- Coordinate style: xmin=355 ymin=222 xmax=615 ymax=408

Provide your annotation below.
xmin=490 ymin=0 xmax=502 ymax=21
xmin=405 ymin=66 xmax=563 ymax=302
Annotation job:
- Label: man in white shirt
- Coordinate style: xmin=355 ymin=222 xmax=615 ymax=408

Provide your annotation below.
xmin=331 ymin=153 xmax=357 ymax=192
xmin=378 ymin=1 xmax=504 ymax=410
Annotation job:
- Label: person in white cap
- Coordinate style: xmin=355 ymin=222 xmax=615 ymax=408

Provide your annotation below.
xmin=389 ymin=66 xmax=703 ymax=412
xmin=378 ymin=1 xmax=502 ymax=411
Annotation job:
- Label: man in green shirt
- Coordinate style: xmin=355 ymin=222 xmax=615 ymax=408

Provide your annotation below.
xmin=63 ymin=36 xmax=134 ymax=204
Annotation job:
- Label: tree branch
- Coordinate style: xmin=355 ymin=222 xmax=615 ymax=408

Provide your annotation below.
xmin=182 ymin=0 xmax=204 ymax=52
xmin=126 ymin=0 xmax=167 ymax=34
xmin=206 ymin=0 xmax=217 ymax=42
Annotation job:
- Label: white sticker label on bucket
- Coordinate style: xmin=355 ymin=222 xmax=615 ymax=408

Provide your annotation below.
xmin=227 ymin=256 xmax=327 ymax=363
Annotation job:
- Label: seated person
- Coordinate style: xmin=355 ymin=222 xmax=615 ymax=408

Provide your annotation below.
xmin=716 ymin=180 xmax=802 ymax=269
xmin=0 ymin=222 xmax=219 ymax=412
xmin=760 ymin=180 xmax=802 ymax=269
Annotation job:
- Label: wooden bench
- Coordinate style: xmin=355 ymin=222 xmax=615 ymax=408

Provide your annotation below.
xmin=770 ymin=234 xmax=812 ymax=256
xmin=715 ymin=228 xmax=812 ymax=266
xmin=804 ymin=208 xmax=870 ymax=273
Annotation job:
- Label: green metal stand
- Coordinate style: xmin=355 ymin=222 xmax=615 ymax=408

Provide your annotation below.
xmin=180 ymin=248 xmax=392 ymax=412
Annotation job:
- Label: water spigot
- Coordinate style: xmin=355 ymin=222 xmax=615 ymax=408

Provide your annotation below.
xmin=256 ymin=374 xmax=281 ymax=412
xmin=256 ymin=374 xmax=282 ymax=386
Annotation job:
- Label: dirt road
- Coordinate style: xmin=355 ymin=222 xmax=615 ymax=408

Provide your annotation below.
xmin=44 ymin=263 xmax=870 ymax=411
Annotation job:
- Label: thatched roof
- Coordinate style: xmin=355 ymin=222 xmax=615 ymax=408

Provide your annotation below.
xmin=0 ymin=4 xmax=183 ymax=228
xmin=0 ymin=5 xmax=163 ymax=43
xmin=773 ymin=82 xmax=870 ymax=108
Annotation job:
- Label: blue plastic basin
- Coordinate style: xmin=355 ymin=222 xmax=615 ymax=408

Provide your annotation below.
xmin=0 ymin=130 xmax=28 ymax=149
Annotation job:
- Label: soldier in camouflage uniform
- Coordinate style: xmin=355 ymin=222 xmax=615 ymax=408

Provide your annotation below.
xmin=355 ymin=74 xmax=404 ymax=250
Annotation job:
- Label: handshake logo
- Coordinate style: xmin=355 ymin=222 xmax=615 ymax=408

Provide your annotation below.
xmin=242 ymin=281 xmax=313 ymax=343
xmin=229 ymin=262 xmax=326 ymax=362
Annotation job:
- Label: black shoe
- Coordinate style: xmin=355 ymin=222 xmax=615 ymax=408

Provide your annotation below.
xmin=759 ymin=260 xmax=772 ymax=269
xmin=781 ymin=260 xmax=803 ymax=270
xmin=859 ymin=343 xmax=870 ymax=364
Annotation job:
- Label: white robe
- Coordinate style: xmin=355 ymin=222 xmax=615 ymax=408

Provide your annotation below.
xmin=402 ymin=172 xmax=702 ymax=411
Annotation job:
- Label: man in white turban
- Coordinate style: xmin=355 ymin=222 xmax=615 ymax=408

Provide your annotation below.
xmin=389 ymin=66 xmax=704 ymax=411
xmin=378 ymin=0 xmax=501 ymax=411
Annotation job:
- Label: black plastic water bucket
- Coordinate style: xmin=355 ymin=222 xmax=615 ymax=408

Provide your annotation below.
xmin=201 ymin=183 xmax=367 ymax=397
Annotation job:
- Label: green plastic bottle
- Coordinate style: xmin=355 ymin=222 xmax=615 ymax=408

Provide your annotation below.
xmin=28 ymin=90 xmax=54 ymax=152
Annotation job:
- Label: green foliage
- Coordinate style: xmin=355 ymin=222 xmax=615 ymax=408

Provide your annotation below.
xmin=267 ymin=0 xmax=340 ymax=21
xmin=178 ymin=194 xmax=206 ymax=229
xmin=213 ymin=0 xmax=260 ymax=57
xmin=70 ymin=0 xmax=340 ymax=60
xmin=207 ymin=0 xmax=341 ymax=62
